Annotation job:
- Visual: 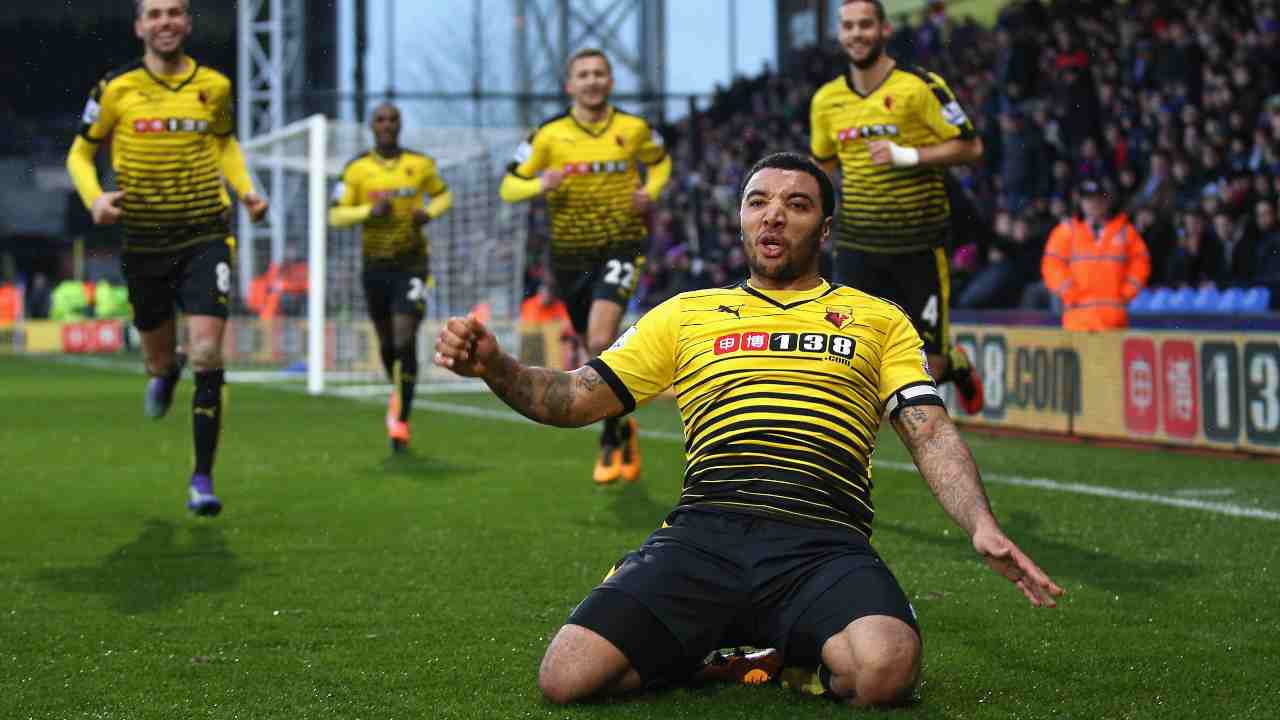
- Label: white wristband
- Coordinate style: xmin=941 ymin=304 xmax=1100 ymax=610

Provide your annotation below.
xmin=889 ymin=143 xmax=920 ymax=167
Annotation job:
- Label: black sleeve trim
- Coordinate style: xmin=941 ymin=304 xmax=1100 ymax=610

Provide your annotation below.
xmin=506 ymin=166 xmax=536 ymax=180
xmin=587 ymin=358 xmax=637 ymax=415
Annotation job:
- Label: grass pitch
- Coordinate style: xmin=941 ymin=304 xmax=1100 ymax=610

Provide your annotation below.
xmin=2 ymin=354 xmax=1278 ymax=719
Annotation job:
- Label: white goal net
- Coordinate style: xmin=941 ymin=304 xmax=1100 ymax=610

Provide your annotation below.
xmin=233 ymin=115 xmax=528 ymax=394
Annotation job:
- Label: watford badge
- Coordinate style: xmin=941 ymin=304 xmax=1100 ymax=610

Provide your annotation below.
xmin=824 ymin=306 xmax=853 ymax=330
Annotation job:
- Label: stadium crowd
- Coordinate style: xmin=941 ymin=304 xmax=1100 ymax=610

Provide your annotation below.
xmin=522 ymin=0 xmax=1280 ymax=314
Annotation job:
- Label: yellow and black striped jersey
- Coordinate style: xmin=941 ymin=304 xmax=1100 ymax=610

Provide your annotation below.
xmin=77 ymin=58 xmax=236 ymax=252
xmin=333 ymin=150 xmax=448 ymax=270
xmin=509 ymin=107 xmax=666 ymax=270
xmin=810 ymin=66 xmax=976 ymax=253
xmin=589 ymin=280 xmax=943 ymax=536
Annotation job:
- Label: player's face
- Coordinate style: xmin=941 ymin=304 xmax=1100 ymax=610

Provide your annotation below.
xmin=838 ymin=1 xmax=890 ymax=70
xmin=135 ymin=0 xmax=191 ymax=59
xmin=371 ymin=106 xmax=401 ymax=148
xmin=566 ymin=56 xmax=613 ymax=112
xmin=740 ymin=168 xmax=831 ymax=290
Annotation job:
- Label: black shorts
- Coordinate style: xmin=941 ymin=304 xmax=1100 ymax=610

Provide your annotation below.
xmin=121 ymin=240 xmax=233 ymax=332
xmin=362 ymin=267 xmax=429 ymax=321
xmin=835 ymin=246 xmax=951 ymax=355
xmin=553 ymin=253 xmax=645 ymax=336
xmin=567 ymin=507 xmax=918 ymax=685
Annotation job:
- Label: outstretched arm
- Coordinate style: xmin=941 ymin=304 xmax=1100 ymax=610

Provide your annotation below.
xmin=434 ymin=315 xmax=624 ymax=427
xmin=891 ymin=403 xmax=1065 ymax=607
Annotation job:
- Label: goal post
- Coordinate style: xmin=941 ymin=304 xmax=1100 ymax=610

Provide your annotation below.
xmin=236 ymin=114 xmax=529 ymax=395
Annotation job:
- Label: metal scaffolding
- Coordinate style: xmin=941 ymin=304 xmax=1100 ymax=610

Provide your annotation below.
xmin=513 ymin=0 xmax=666 ymax=126
xmin=236 ymin=0 xmax=308 ymax=296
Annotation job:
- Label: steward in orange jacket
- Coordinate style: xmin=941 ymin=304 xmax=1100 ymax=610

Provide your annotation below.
xmin=1042 ymin=181 xmax=1151 ymax=331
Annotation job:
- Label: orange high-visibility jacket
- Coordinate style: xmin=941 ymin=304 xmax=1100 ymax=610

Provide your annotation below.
xmin=1042 ymin=214 xmax=1151 ymax=331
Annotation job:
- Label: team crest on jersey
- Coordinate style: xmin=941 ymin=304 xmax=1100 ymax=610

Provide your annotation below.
xmin=615 ymin=134 xmax=625 ymax=147
xmin=884 ymin=95 xmax=894 ymax=110
xmin=824 ymin=306 xmax=853 ymax=330
xmin=198 ymin=90 xmax=209 ymax=106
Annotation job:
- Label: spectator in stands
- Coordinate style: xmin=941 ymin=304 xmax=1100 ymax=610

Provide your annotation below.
xmin=997 ymin=106 xmax=1047 ymax=213
xmin=1132 ymin=204 xmax=1176 ymax=287
xmin=1165 ymin=209 xmax=1221 ymax=288
xmin=1042 ymin=181 xmax=1151 ymax=330
xmin=1210 ymin=207 xmax=1254 ymax=288
xmin=1133 ymin=150 xmax=1176 ymax=216
xmin=1252 ymin=199 xmax=1280 ymax=306
xmin=958 ymin=210 xmax=1041 ymax=310
xmin=25 ymin=272 xmax=50 ymax=319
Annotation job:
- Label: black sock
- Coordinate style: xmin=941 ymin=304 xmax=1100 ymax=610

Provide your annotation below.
xmin=397 ymin=342 xmax=417 ymax=423
xmin=602 ymin=416 xmax=621 ymax=446
xmin=192 ymin=369 xmax=224 ymax=476
xmin=378 ymin=339 xmax=396 ymax=380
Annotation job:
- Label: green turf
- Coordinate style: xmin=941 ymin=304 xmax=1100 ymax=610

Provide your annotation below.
xmin=3 ymin=354 xmax=1278 ymax=719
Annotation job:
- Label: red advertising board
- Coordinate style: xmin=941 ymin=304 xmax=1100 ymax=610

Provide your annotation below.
xmin=1123 ymin=338 xmax=1159 ymax=435
xmin=1159 ymin=340 xmax=1199 ymax=439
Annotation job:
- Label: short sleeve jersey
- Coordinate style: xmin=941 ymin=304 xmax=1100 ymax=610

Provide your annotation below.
xmin=810 ymin=66 xmax=977 ymax=253
xmin=589 ymin=280 xmax=943 ymax=537
xmin=78 ymin=59 xmax=236 ymax=253
xmin=508 ymin=107 xmax=667 ymax=271
xmin=333 ymin=150 xmax=449 ymax=271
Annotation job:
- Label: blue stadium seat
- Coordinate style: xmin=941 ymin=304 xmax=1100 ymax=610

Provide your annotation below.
xmin=1190 ymin=286 xmax=1220 ymax=314
xmin=1145 ymin=287 xmax=1174 ymax=312
xmin=1240 ymin=286 xmax=1272 ymax=313
xmin=1128 ymin=288 xmax=1154 ymax=314
xmin=1166 ymin=286 xmax=1196 ymax=313
xmin=1216 ymin=287 xmax=1244 ymax=313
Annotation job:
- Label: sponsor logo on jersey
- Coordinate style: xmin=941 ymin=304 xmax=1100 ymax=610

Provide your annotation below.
xmin=367 ymin=187 xmax=418 ymax=200
xmin=713 ymin=331 xmax=857 ymax=361
xmin=716 ymin=304 xmax=743 ymax=319
xmin=562 ymin=160 xmax=631 ymax=175
xmin=836 ymin=124 xmax=900 ymax=142
xmin=132 ymin=117 xmax=211 ymax=134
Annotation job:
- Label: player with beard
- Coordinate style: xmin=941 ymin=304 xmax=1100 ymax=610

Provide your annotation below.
xmin=66 ymin=0 xmax=268 ymax=516
xmin=330 ymin=103 xmax=453 ymax=453
xmin=810 ymin=0 xmax=986 ymax=416
xmin=500 ymin=48 xmax=671 ymax=486
xmin=434 ymin=152 xmax=1063 ymax=707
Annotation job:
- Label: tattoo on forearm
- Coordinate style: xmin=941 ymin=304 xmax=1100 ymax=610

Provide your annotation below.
xmin=895 ymin=406 xmax=992 ymax=535
xmin=484 ymin=353 xmax=603 ymax=427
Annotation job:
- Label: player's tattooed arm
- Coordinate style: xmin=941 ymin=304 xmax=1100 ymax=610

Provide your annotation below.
xmin=891 ymin=404 xmax=994 ymax=537
xmin=484 ymin=354 xmax=621 ymax=428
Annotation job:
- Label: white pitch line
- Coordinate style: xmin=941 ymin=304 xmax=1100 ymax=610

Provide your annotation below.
xmin=411 ymin=400 xmax=1280 ymax=523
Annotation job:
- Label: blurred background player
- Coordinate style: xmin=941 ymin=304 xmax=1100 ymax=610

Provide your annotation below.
xmin=329 ymin=102 xmax=452 ymax=453
xmin=810 ymin=0 xmax=985 ymax=414
xmin=65 ymin=0 xmax=268 ymax=516
xmin=500 ymin=48 xmax=672 ymax=485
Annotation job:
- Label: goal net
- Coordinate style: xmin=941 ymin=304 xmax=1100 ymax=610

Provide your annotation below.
xmin=233 ymin=115 xmax=528 ymax=395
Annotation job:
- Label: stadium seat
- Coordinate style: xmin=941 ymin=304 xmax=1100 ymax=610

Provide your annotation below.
xmin=1240 ymin=286 xmax=1272 ymax=313
xmin=1128 ymin=288 xmax=1154 ymax=315
xmin=1190 ymin=286 xmax=1220 ymax=314
xmin=1166 ymin=286 xmax=1196 ymax=313
xmin=1216 ymin=287 xmax=1244 ymax=313
xmin=1145 ymin=287 xmax=1174 ymax=313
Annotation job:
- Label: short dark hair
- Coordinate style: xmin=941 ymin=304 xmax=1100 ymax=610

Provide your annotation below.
xmin=842 ymin=0 xmax=887 ymax=23
xmin=135 ymin=0 xmax=190 ymax=18
xmin=739 ymin=152 xmax=836 ymax=220
xmin=566 ymin=48 xmax=611 ymax=78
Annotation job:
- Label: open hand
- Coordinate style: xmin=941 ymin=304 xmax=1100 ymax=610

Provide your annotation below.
xmin=973 ymin=528 xmax=1065 ymax=608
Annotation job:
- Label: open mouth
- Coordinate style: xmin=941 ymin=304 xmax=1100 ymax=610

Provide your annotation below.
xmin=757 ymin=234 xmax=785 ymax=259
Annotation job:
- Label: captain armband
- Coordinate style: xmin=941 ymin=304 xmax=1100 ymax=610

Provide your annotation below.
xmin=885 ymin=382 xmax=944 ymax=417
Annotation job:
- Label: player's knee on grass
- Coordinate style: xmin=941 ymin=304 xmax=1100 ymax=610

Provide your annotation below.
xmin=823 ymin=615 xmax=920 ymax=707
xmin=538 ymin=624 xmax=637 ymax=704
